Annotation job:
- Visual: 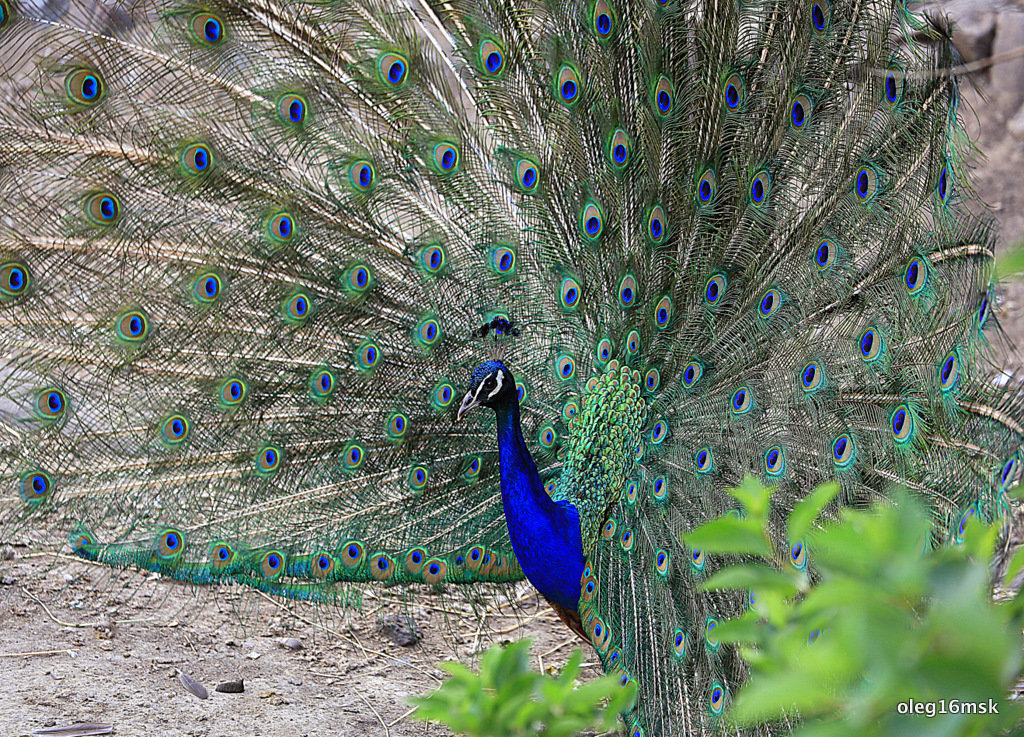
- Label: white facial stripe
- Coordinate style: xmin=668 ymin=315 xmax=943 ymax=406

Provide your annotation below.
xmin=487 ymin=370 xmax=504 ymax=399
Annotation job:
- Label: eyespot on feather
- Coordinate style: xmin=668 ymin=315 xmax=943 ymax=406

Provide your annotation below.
xmin=345 ymin=263 xmax=373 ymax=294
xmin=854 ymin=166 xmax=878 ymax=200
xmin=654 ymin=76 xmax=674 ymax=116
xmin=180 ymin=143 xmax=213 ymax=175
xmin=408 ymin=465 xmax=429 ymax=492
xmin=423 ymin=559 xmax=447 ymax=584
xmin=731 ymin=386 xmax=753 ymax=414
xmin=682 ymin=361 xmax=704 ymax=388
xmin=764 ymin=446 xmax=786 ymax=477
xmin=1 ymin=261 xmax=30 ymax=298
xmin=356 ymin=341 xmax=380 ymax=372
xmin=310 ymin=368 xmax=335 ymax=398
xmin=705 ymin=274 xmax=726 ymax=306
xmin=341 ymin=542 xmax=365 ymax=567
xmin=904 ymin=258 xmax=927 ymax=296
xmin=884 ymin=66 xmax=903 ymax=106
xmin=419 ymin=244 xmax=446 ymax=274
xmin=35 ymin=388 xmax=67 ymax=420
xmin=695 ymin=447 xmax=713 ymax=474
xmin=859 ymin=328 xmax=883 ymax=362
xmin=789 ymin=540 xmax=807 ymax=569
xmin=560 ymin=278 xmax=581 ymax=310
xmin=432 ymin=142 xmax=460 ymax=174
xmin=64 ymin=68 xmax=104 ymax=105
xmin=219 ymin=378 xmax=247 ymax=407
xmin=311 ymin=552 xmax=336 ymax=579
xmin=478 ymin=39 xmax=505 ymax=76
xmin=580 ymin=202 xmax=604 ymax=241
xmin=190 ymin=13 xmax=224 ymax=45
xmin=85 ymin=192 xmax=120 ymax=225
xmin=349 ymin=160 xmax=375 ymax=191
xmin=809 ymin=0 xmax=830 ymax=33
xmin=343 ymin=442 xmax=365 ymax=470
xmin=790 ymin=93 xmax=812 ymax=129
xmin=832 ymin=433 xmax=856 ymax=468
xmin=115 ymin=310 xmax=148 ymax=342
xmin=210 ymin=543 xmax=235 ymax=569
xmin=490 ymin=246 xmax=517 ymax=276
xmin=723 ymin=73 xmax=744 ymax=110
xmin=592 ymin=0 xmax=614 ymax=39
xmin=609 ymin=129 xmax=630 ymax=169
xmin=282 ymin=293 xmax=312 ymax=322
xmin=256 ymin=445 xmax=282 ymax=475
xmin=800 ymin=362 xmax=824 ymax=392
xmin=20 ymin=470 xmax=52 ymax=505
xmin=277 ymin=93 xmax=307 ymax=126
xmin=515 ymin=159 xmax=539 ymax=192
xmin=160 ymin=414 xmax=190 ymax=445
xmin=618 ymin=274 xmax=637 ymax=308
xmin=378 ymin=53 xmax=408 ymax=87
xmin=405 ymin=547 xmax=427 ymax=574
xmin=555 ymin=64 xmax=581 ymax=105
xmin=697 ymin=169 xmax=716 ymax=204
xmin=814 ymin=239 xmax=836 ymax=270
xmin=261 ymin=551 xmax=285 ymax=579
xmin=370 ymin=553 xmax=395 ymax=581
xmin=156 ymin=528 xmax=185 ymax=560
xmin=192 ymin=272 xmax=221 ymax=303
xmin=267 ymin=212 xmax=295 ymax=242
xmin=647 ymin=205 xmax=666 ymax=244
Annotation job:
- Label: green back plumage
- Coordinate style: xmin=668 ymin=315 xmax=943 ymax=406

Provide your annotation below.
xmin=1 ymin=0 xmax=1022 ymax=733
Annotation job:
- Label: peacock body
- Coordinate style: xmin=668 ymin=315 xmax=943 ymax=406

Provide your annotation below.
xmin=0 ymin=0 xmax=1022 ymax=733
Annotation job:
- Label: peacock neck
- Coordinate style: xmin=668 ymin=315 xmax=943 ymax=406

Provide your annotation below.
xmin=493 ymin=400 xmax=586 ymax=612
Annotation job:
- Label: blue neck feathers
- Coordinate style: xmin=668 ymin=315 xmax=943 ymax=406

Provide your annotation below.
xmin=493 ymin=400 xmax=585 ymax=612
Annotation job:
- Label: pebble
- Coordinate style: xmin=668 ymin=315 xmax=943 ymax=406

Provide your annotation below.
xmin=377 ymin=614 xmax=423 ymax=646
xmin=215 ymin=679 xmax=245 ymax=694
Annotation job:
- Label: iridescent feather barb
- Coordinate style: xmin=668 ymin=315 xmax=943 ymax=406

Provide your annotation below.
xmin=0 ymin=0 xmax=1022 ymax=734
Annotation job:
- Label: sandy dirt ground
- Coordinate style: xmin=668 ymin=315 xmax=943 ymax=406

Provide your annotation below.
xmin=4 ymin=12 xmax=1024 ymax=737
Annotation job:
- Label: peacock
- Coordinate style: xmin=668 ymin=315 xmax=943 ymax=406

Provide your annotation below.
xmin=1 ymin=0 xmax=1022 ymax=733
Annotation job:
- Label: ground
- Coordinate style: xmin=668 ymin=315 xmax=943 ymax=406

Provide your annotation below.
xmin=3 ymin=13 xmax=1024 ymax=737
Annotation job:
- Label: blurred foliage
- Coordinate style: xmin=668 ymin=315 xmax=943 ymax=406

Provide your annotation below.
xmin=685 ymin=475 xmax=1024 ymax=737
xmin=995 ymin=240 xmax=1024 ymax=280
xmin=411 ymin=638 xmax=636 ymax=737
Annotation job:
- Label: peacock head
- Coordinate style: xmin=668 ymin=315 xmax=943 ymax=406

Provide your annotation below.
xmin=457 ymin=361 xmax=516 ymax=420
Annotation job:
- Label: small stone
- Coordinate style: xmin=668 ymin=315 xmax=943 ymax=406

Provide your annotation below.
xmin=377 ymin=613 xmax=423 ymax=647
xmin=246 ymin=650 xmax=261 ymax=660
xmin=279 ymin=637 xmax=303 ymax=651
xmin=215 ymin=679 xmax=245 ymax=694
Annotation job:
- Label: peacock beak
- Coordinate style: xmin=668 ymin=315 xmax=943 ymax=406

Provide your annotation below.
xmin=456 ymin=391 xmax=480 ymax=422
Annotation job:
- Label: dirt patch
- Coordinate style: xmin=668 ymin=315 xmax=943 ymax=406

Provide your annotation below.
xmin=0 ymin=553 xmax=591 ymax=737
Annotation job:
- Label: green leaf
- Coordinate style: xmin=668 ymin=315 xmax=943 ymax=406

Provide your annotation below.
xmin=728 ymin=474 xmax=775 ymax=521
xmin=684 ymin=516 xmax=772 ymax=557
xmin=995 ymin=241 xmax=1024 ymax=279
xmin=1004 ymin=546 xmax=1024 ymax=587
xmin=787 ymin=481 xmax=840 ymax=544
xmin=700 ymin=563 xmax=800 ymax=596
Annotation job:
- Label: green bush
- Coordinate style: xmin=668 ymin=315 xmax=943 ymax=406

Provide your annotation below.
xmin=411 ymin=638 xmax=636 ymax=737
xmin=685 ymin=475 xmax=1024 ymax=737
